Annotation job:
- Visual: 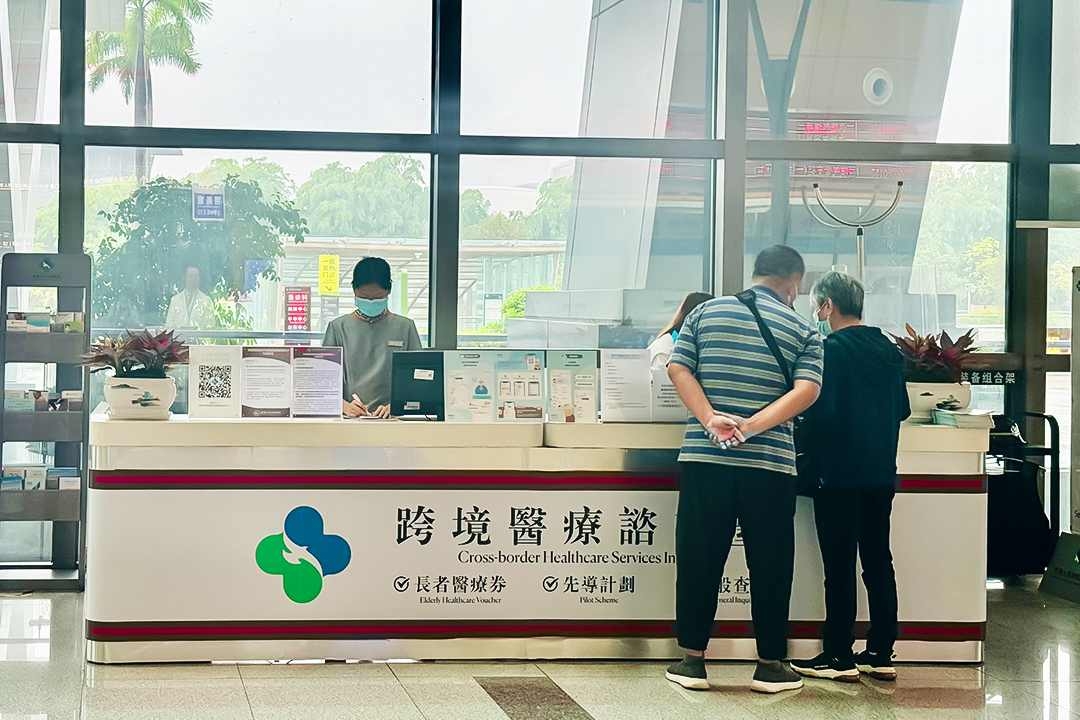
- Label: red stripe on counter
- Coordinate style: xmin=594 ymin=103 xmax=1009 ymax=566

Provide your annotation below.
xmin=897 ymin=475 xmax=987 ymax=493
xmin=86 ymin=619 xmax=984 ymax=643
xmin=89 ymin=471 xmax=679 ymax=491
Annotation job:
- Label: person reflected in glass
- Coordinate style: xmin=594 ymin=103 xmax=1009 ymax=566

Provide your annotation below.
xmin=791 ymin=272 xmax=910 ymax=683
xmin=322 ymin=257 xmax=421 ymax=419
xmin=649 ymin=292 xmax=713 ymax=369
xmin=165 ymin=264 xmax=215 ymax=329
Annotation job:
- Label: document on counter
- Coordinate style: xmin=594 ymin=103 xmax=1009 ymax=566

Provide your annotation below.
xmin=291 ymin=347 xmax=343 ymax=418
xmin=242 ymin=347 xmax=292 ymax=417
xmin=548 ymin=350 xmax=599 ymax=423
xmin=600 ymin=349 xmax=652 ymax=423
xmin=444 ymin=351 xmax=496 ymax=423
xmin=188 ymin=345 xmax=242 ymax=419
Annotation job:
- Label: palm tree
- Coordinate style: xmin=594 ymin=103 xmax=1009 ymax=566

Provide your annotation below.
xmin=87 ymin=0 xmax=212 ymax=180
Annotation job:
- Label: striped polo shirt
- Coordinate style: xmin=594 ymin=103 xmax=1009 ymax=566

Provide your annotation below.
xmin=669 ymin=286 xmax=824 ymax=475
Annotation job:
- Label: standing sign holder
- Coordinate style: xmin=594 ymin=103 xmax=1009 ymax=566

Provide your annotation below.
xmin=0 ymin=254 xmax=91 ymax=591
xmin=801 ymin=181 xmax=904 ymax=281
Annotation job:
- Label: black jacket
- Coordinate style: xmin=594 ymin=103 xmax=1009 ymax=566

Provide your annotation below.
xmin=805 ymin=325 xmax=911 ymax=489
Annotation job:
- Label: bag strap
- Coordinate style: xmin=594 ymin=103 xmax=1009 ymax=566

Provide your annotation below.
xmin=735 ymin=289 xmax=793 ymax=389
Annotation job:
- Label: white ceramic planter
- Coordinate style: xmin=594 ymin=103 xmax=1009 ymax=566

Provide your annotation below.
xmin=906 ymin=381 xmax=972 ymax=422
xmin=103 ymin=377 xmax=176 ymax=420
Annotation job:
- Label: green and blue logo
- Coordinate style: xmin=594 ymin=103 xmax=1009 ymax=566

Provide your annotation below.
xmin=256 ymin=506 xmax=351 ymax=603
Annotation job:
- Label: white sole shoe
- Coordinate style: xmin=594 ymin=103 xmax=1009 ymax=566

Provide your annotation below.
xmin=750 ymin=677 xmax=804 ymax=694
xmin=791 ymin=665 xmax=861 ymax=682
xmin=665 ymin=671 xmax=709 ymax=690
xmin=856 ymin=664 xmax=897 ymax=681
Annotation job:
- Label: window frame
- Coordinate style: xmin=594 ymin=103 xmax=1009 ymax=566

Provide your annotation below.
xmin=0 ymin=0 xmax=1046 ymax=392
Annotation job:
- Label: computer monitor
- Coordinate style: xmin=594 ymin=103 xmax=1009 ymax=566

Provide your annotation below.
xmin=390 ymin=351 xmax=445 ymax=420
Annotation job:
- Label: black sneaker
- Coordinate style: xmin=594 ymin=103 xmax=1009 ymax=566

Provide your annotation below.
xmin=790 ymin=653 xmax=860 ymax=682
xmin=854 ymin=650 xmax=897 ymax=681
xmin=750 ymin=660 xmax=804 ymax=694
xmin=665 ymin=656 xmax=709 ymax=690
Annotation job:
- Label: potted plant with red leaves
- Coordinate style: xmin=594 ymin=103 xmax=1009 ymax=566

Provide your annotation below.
xmin=83 ymin=330 xmax=188 ymax=420
xmin=891 ymin=324 xmax=978 ymax=421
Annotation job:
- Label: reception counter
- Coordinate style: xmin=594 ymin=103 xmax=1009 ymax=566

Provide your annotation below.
xmin=86 ymin=416 xmax=988 ymax=664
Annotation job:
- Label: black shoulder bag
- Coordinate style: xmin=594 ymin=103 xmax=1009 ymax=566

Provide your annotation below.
xmin=734 ymin=290 xmax=820 ymax=496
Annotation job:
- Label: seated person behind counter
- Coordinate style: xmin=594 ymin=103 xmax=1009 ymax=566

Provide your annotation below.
xmin=322 ymin=257 xmax=422 ymax=418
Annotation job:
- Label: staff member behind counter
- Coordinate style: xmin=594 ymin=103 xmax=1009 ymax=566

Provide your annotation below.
xmin=322 ymin=257 xmax=422 ymax=418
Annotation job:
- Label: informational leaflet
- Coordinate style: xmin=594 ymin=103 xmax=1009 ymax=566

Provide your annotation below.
xmin=650 ymin=367 xmax=688 ymax=422
xmin=547 ymin=351 xmax=599 ymax=424
xmin=600 ymin=350 xmax=652 ymax=423
xmin=494 ymin=351 xmax=546 ymax=422
xmin=241 ymin=347 xmax=292 ymax=418
xmin=292 ymin=347 xmax=343 ymax=418
xmin=444 ymin=351 xmax=496 ymax=423
xmin=187 ymin=346 xmax=243 ymax=419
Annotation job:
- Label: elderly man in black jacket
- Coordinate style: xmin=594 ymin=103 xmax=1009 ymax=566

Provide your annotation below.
xmin=791 ymin=271 xmax=911 ymax=684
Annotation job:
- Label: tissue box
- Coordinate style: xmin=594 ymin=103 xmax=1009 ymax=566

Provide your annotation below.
xmin=4 ymin=390 xmax=35 ymax=412
xmin=0 ymin=470 xmax=24 ymax=491
xmin=5 ymin=465 xmax=45 ymax=490
xmin=26 ymin=313 xmax=51 ymax=333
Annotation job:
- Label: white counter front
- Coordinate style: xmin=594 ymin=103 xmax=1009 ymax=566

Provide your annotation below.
xmin=86 ymin=417 xmax=987 ymax=664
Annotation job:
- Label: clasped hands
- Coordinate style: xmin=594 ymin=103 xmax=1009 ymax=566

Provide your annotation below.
xmin=706 ymin=412 xmax=753 ymax=450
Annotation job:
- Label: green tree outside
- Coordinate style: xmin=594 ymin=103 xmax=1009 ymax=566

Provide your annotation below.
xmin=296 ymin=155 xmax=428 ymax=238
xmin=187 ymin=158 xmax=295 ymax=200
xmin=92 ymin=175 xmax=307 ymax=328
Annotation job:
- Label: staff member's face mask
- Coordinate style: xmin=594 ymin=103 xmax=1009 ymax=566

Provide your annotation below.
xmin=355 ymin=296 xmax=389 ymax=318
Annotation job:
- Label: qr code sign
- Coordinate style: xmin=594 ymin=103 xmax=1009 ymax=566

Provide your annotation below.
xmin=197 ymin=365 xmax=233 ymax=399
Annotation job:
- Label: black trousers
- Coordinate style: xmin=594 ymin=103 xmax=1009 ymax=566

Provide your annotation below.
xmin=813 ymin=485 xmax=899 ymax=658
xmin=675 ymin=462 xmax=796 ymax=660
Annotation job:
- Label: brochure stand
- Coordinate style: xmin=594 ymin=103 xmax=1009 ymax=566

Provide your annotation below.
xmin=0 ymin=254 xmax=91 ymax=591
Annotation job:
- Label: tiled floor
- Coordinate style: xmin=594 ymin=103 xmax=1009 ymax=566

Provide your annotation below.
xmin=0 ymin=579 xmax=1076 ymax=719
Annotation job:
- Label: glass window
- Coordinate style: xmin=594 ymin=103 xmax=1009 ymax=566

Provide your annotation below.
xmin=1050 ymin=165 xmax=1080 ymax=222
xmin=1046 ymin=228 xmax=1080 ymax=355
xmin=461 ymin=0 xmax=714 ymax=138
xmin=747 ymin=0 xmax=1010 ymax=143
xmin=85 ymin=147 xmax=430 ymax=343
xmin=1053 ymin=2 xmax=1080 ymax=144
xmin=0 ymin=1 xmax=59 ymax=124
xmin=745 ymin=161 xmax=1007 ymax=349
xmin=84 ymin=0 xmax=431 ymax=132
xmin=458 ymin=154 xmax=712 ymax=347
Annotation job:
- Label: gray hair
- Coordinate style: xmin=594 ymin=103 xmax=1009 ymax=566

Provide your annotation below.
xmin=812 ymin=271 xmax=865 ymax=319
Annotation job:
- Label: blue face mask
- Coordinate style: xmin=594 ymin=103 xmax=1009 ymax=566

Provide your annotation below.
xmin=671 ymin=329 xmax=680 ymax=344
xmin=817 ymin=319 xmax=831 ymax=337
xmin=355 ymin=296 xmax=388 ymax=318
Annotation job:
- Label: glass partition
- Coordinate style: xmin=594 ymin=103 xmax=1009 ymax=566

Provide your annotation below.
xmin=85 ymin=147 xmax=431 ymax=342
xmin=458 ymin=154 xmax=713 ymax=347
xmin=744 ymin=160 xmax=1008 ymax=349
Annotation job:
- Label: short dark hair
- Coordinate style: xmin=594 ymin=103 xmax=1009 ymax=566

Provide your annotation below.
xmin=752 ymin=245 xmax=805 ymax=280
xmin=812 ymin=271 xmax=865 ymax=319
xmin=352 ymin=257 xmax=392 ymax=291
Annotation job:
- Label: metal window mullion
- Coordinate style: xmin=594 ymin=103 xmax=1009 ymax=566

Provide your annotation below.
xmin=81 ymin=126 xmax=437 ymax=154
xmin=429 ymin=0 xmax=462 ymax=350
xmin=720 ymin=0 xmax=749 ymax=295
xmin=747 ymin=140 xmax=1015 ymax=163
xmin=451 ymin=134 xmax=723 ymax=159
xmin=1007 ymin=0 xmax=1053 ymax=430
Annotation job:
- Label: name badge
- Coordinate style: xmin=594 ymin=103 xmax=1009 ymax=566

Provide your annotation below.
xmin=387 ymin=340 xmax=405 ymax=348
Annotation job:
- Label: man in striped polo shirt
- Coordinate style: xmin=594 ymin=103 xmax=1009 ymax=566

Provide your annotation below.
xmin=664 ymin=245 xmax=824 ymax=694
